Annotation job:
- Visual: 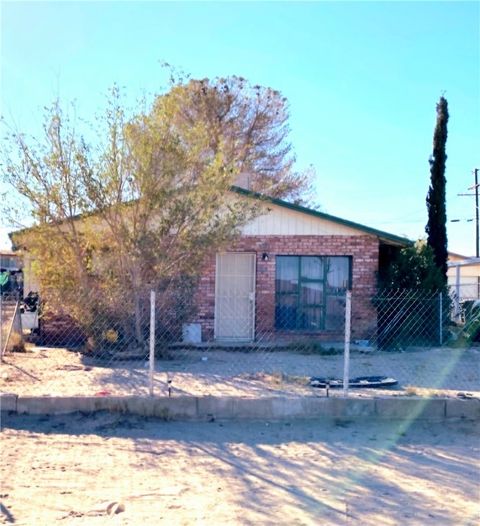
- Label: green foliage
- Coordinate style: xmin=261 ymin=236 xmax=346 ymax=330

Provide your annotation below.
xmin=4 ymin=79 xmax=291 ymax=349
xmin=426 ymin=96 xmax=449 ymax=282
xmin=380 ymin=240 xmax=446 ymax=292
xmin=453 ymin=302 xmax=480 ymax=347
xmin=153 ymin=71 xmax=315 ymax=204
xmin=377 ymin=241 xmax=449 ymax=349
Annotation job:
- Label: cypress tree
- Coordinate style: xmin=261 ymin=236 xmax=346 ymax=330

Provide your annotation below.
xmin=426 ymin=96 xmax=449 ymax=281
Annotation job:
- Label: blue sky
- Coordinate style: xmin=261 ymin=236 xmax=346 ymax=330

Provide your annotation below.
xmin=1 ymin=1 xmax=479 ymax=255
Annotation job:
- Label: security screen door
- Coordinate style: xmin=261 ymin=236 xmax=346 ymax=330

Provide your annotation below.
xmin=215 ymin=253 xmax=256 ymax=341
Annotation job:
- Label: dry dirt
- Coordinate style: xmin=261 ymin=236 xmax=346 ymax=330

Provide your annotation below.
xmin=1 ymin=413 xmax=479 ymax=525
xmin=1 ymin=345 xmax=479 ymax=398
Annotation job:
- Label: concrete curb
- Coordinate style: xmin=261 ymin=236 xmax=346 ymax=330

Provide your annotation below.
xmin=0 ymin=393 xmax=18 ymax=413
xmin=445 ymin=398 xmax=480 ymax=420
xmin=1 ymin=394 xmax=479 ymax=421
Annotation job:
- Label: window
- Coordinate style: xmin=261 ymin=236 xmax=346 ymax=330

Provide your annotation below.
xmin=275 ymin=256 xmax=351 ymax=331
xmin=0 ymin=255 xmax=21 ymax=271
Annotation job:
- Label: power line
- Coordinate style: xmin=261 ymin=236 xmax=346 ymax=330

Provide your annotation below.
xmin=457 ymin=168 xmax=479 ymax=257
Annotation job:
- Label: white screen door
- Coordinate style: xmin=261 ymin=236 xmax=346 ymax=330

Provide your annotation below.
xmin=215 ymin=253 xmax=256 ymax=341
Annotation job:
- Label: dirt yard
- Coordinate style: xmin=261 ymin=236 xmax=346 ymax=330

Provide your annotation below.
xmin=1 ymin=413 xmax=479 ymax=525
xmin=1 ymin=345 xmax=479 ymax=398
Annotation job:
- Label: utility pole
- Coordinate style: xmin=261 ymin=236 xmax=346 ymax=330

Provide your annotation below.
xmin=456 ymin=168 xmax=479 ymax=257
xmin=475 ymin=168 xmax=479 ymax=258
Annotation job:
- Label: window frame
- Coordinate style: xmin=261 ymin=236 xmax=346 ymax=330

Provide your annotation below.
xmin=275 ymin=255 xmax=352 ymax=331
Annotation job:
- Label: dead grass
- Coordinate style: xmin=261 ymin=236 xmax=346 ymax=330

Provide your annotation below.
xmin=0 ymin=344 xmax=479 ymax=398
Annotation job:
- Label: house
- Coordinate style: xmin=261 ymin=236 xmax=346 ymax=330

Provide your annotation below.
xmin=448 ymin=252 xmax=480 ymax=301
xmin=11 ymin=187 xmax=411 ymax=345
xmin=190 ymin=188 xmax=410 ymax=343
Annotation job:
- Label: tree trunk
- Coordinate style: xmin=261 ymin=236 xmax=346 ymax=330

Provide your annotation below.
xmin=133 ymin=290 xmax=144 ymax=347
xmin=131 ymin=265 xmax=145 ymax=348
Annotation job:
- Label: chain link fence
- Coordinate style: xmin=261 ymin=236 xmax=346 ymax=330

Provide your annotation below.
xmin=0 ymin=283 xmax=478 ymax=398
xmin=0 ymin=294 xmax=23 ymax=358
xmin=346 ymin=286 xmax=479 ymax=396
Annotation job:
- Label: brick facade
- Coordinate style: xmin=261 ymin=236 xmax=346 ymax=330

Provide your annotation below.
xmin=194 ymin=234 xmax=379 ymax=342
xmin=38 ymin=234 xmax=380 ymax=346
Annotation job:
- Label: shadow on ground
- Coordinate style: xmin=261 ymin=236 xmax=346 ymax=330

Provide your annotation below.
xmin=2 ymin=412 xmax=479 ymax=525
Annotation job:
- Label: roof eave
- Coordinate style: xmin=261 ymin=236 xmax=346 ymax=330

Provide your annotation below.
xmin=231 ymin=186 xmax=412 ymax=247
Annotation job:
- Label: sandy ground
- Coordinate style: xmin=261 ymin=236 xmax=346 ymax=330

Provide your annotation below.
xmin=1 ymin=413 xmax=479 ymax=525
xmin=1 ymin=345 xmax=479 ymax=398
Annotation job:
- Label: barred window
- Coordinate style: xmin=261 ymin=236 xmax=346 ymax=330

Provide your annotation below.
xmin=275 ymin=256 xmax=351 ymax=331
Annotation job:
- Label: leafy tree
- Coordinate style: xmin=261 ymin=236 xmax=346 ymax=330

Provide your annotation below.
xmin=377 ymin=240 xmax=448 ymax=348
xmin=380 ymin=240 xmax=446 ymax=292
xmin=426 ymin=96 xmax=449 ymax=282
xmin=2 ymin=88 xmax=261 ymax=350
xmin=152 ymin=72 xmax=314 ymax=204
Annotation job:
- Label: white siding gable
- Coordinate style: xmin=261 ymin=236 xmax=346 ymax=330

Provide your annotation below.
xmin=241 ymin=203 xmax=366 ymax=236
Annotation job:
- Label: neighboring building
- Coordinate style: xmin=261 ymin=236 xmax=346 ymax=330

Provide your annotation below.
xmin=0 ymin=251 xmax=21 ymax=271
xmin=448 ymin=252 xmax=480 ymax=301
xmin=0 ymin=250 xmax=23 ymax=297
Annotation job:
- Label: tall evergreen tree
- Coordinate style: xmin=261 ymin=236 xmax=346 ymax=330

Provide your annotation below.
xmin=426 ymin=96 xmax=449 ymax=281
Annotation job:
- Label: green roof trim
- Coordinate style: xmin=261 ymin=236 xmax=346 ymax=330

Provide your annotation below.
xmin=231 ymin=186 xmax=413 ymax=247
xmin=10 ymin=185 xmax=412 ymax=249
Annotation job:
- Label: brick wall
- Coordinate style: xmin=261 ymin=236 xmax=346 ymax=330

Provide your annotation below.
xmin=194 ymin=235 xmax=379 ymax=342
xmin=38 ymin=234 xmax=380 ymax=345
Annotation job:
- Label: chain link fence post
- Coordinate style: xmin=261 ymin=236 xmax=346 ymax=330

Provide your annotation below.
xmin=149 ymin=290 xmax=156 ymax=396
xmin=343 ymin=290 xmax=352 ymax=397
